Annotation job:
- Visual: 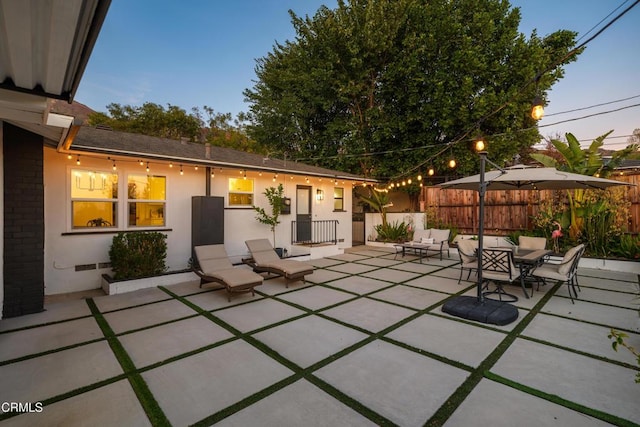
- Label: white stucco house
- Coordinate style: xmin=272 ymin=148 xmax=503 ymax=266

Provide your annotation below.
xmin=45 ymin=126 xmax=375 ymax=295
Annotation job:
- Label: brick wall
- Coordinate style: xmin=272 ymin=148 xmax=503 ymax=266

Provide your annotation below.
xmin=3 ymin=123 xmax=44 ymax=317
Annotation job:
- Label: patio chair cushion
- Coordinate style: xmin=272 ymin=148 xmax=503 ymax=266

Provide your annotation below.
xmin=457 ymin=239 xmax=478 ymax=264
xmin=558 ymin=245 xmax=582 ymax=275
xmin=429 ymin=228 xmax=450 ymax=243
xmin=518 ymin=236 xmax=547 ymax=250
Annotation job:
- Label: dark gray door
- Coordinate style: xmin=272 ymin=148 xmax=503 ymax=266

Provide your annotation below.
xmin=296 ymin=185 xmax=312 ymax=242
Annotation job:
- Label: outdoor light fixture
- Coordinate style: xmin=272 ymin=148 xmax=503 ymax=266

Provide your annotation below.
xmin=112 ymin=160 xmax=116 ymax=171
xmin=531 ymin=96 xmax=544 ymax=120
xmin=428 ymin=167 xmax=435 ymax=176
xmin=76 ymin=155 xmax=80 ymax=165
xmin=169 ymin=163 xmax=173 ymax=168
xmin=417 ymin=174 xmax=422 ymax=181
xmin=195 ymin=165 xmax=198 ymax=171
xmin=67 ymin=154 xmax=72 ymax=160
xmin=211 ymin=169 xmax=215 ymax=178
xmin=316 ymin=189 xmax=324 ymax=201
xmin=448 ymin=158 xmax=456 ymax=168
xmin=243 ymin=170 xmax=247 ymax=180
xmin=139 ymin=160 xmax=144 ymax=166
xmin=475 ymin=139 xmax=486 ymax=152
xmin=146 ymin=162 xmax=150 ymax=172
xmin=180 ymin=165 xmax=183 ymax=175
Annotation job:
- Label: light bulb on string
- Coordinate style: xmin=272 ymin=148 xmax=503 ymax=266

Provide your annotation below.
xmin=76 ymin=155 xmax=80 ymax=165
xmin=180 ymin=165 xmax=183 ymax=176
xmin=146 ymin=162 xmax=150 ymax=172
xmin=428 ymin=167 xmax=435 ymax=176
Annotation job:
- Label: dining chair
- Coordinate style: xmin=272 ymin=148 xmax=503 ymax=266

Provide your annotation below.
xmin=456 ymin=239 xmax=478 ymax=284
xmin=531 ymin=244 xmax=585 ymax=303
xmin=480 ymin=248 xmax=521 ymax=302
xmin=518 ymin=236 xmax=547 ymax=250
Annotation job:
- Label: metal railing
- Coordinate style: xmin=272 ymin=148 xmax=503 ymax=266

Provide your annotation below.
xmin=291 ymin=220 xmax=339 ymax=245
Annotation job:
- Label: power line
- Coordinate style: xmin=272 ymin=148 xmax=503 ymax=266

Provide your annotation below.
xmin=539 ymin=103 xmax=640 ymax=128
xmin=545 ymin=94 xmax=640 ymax=117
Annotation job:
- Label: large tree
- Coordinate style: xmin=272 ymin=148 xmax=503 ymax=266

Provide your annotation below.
xmin=88 ymin=103 xmax=264 ymax=153
xmin=244 ymin=0 xmax=581 ymax=181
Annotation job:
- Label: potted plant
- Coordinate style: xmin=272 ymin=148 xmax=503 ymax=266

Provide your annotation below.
xmin=253 ymin=183 xmax=285 ymax=256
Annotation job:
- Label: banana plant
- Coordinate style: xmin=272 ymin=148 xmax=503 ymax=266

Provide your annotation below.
xmin=531 ymin=131 xmax=638 ymax=239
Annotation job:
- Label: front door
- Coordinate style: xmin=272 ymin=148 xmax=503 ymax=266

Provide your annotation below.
xmin=296 ymin=185 xmax=312 ymax=242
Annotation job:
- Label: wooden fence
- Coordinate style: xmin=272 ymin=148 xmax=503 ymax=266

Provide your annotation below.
xmin=420 ymin=173 xmax=640 ymax=235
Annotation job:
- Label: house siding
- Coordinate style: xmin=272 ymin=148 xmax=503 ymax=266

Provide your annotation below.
xmin=3 ymin=123 xmax=44 ymax=317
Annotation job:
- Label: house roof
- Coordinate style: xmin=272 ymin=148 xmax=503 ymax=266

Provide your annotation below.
xmin=69 ymin=126 xmax=376 ymax=182
xmin=0 ymin=0 xmax=110 ymax=143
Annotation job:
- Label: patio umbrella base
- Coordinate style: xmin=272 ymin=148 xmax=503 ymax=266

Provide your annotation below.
xmin=442 ymin=296 xmax=518 ymax=326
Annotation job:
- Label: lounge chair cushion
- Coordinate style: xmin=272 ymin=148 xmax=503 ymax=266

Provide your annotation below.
xmin=194 ymin=245 xmax=263 ymax=291
xmin=245 ymin=239 xmax=314 ymax=280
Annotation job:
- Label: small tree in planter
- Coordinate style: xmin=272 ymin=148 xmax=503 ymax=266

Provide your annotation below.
xmin=109 ymin=231 xmax=168 ymax=280
xmin=253 ymin=184 xmax=285 ymax=250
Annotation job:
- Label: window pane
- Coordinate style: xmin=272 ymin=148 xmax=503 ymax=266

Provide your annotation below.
xmin=228 ymin=193 xmax=253 ymax=206
xmin=128 ymin=202 xmax=165 ymax=227
xmin=72 ymin=201 xmax=116 ymax=228
xmin=228 ymin=178 xmax=253 ymax=193
xmin=71 ymin=170 xmax=117 ymax=199
xmin=128 ymin=175 xmax=166 ymax=200
xmin=334 ymin=187 xmax=344 ymax=210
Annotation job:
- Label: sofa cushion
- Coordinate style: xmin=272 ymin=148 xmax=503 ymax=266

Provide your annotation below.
xmin=413 ymin=229 xmax=430 ymax=242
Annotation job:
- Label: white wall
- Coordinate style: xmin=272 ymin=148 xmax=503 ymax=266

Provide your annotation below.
xmin=44 ymin=148 xmax=355 ymax=294
xmin=0 ymin=122 xmax=4 ymax=318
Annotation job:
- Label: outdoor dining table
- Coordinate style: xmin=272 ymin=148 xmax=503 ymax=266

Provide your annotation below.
xmin=512 ymin=248 xmax=552 ymax=298
xmin=479 ymin=247 xmax=552 ymax=300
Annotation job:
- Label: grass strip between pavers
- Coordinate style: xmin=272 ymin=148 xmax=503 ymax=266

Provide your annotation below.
xmin=86 ymin=298 xmax=171 ymax=427
xmin=423 ymin=281 xmax=563 ymax=427
xmin=484 ymin=372 xmax=640 ymax=427
xmin=424 ymin=280 xmax=640 ymax=427
xmin=160 ymin=286 xmax=398 ymax=426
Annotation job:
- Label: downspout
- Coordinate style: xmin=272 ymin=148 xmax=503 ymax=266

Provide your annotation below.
xmin=205 ymin=143 xmax=211 ymax=196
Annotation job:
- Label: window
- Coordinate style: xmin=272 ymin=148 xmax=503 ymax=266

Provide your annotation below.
xmin=228 ymin=178 xmax=254 ymax=206
xmin=334 ymin=187 xmax=344 ymax=211
xmin=127 ymin=174 xmax=166 ymax=226
xmin=71 ymin=169 xmax=118 ymax=228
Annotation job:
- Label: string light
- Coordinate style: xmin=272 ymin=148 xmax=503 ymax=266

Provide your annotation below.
xmin=112 ymin=160 xmax=117 ymax=171
xmin=428 ymin=167 xmax=435 ymax=176
xmin=139 ymin=160 xmax=143 ymax=166
xmin=194 ymin=165 xmax=198 ymax=171
xmin=76 ymin=155 xmax=80 ymax=165
xmin=67 ymin=154 xmax=72 ymax=160
xmin=180 ymin=165 xmax=183 ymax=175
xmin=243 ymin=170 xmax=247 ymax=180
xmin=211 ymin=169 xmax=215 ymax=178
xmin=169 ymin=163 xmax=173 ymax=168
xmin=146 ymin=162 xmax=150 ymax=172
xmin=448 ymin=158 xmax=456 ymax=169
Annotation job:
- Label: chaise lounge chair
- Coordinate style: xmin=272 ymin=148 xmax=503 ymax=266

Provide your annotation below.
xmin=244 ymin=239 xmax=314 ymax=287
xmin=193 ymin=245 xmax=263 ymax=301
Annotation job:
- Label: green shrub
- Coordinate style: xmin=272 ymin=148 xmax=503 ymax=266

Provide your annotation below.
xmin=611 ymin=234 xmax=640 ymax=260
xmin=109 ymin=232 xmax=168 ymax=280
xmin=375 ymin=220 xmax=410 ymax=242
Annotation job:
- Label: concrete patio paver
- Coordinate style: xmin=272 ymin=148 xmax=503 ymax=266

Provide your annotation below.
xmin=541 ymin=297 xmax=640 ymax=332
xmin=0 ymin=341 xmax=122 ymax=404
xmin=184 ymin=288 xmax=263 ymax=311
xmin=315 ymin=340 xmax=469 ymax=426
xmin=492 ymin=338 xmax=640 ymax=424
xmin=386 ymin=314 xmax=507 ymax=367
xmin=252 ymin=315 xmax=368 ymax=368
xmin=327 ymin=275 xmax=393 ymax=295
xmin=101 ymin=298 xmax=198 ymax=334
xmin=0 ymin=299 xmax=91 ymax=332
xmin=326 ymin=262 xmax=380 ymax=275
xmin=212 ymin=298 xmax=306 ymax=333
xmin=522 ymin=312 xmax=640 ymax=366
xmin=321 ymin=297 xmax=415 ymax=332
xmin=93 ymin=287 xmax=171 ymax=312
xmin=118 ymin=315 xmax=234 ymax=368
xmin=1 ymin=380 xmax=151 ymax=427
xmin=217 ymin=379 xmax=377 ymax=427
xmin=276 ymin=286 xmax=356 ymax=310
xmin=305 ymin=268 xmax=349 ymax=284
xmin=368 ymin=285 xmax=450 ymax=310
xmin=361 ymin=267 xmax=422 ymax=283
xmin=142 ymin=340 xmax=293 ymax=426
xmin=0 ymin=316 xmax=103 ymax=362
xmin=444 ymin=379 xmax=613 ymax=427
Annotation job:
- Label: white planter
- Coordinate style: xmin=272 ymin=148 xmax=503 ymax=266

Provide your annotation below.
xmin=101 ymin=271 xmax=199 ymax=295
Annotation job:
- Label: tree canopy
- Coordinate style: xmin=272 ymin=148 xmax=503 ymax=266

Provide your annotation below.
xmin=88 ymin=102 xmax=264 ymax=153
xmin=244 ymin=0 xmax=581 ymax=181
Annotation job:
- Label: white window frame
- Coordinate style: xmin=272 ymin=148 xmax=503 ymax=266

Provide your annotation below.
xmin=69 ymin=168 xmax=118 ymax=229
xmin=126 ymin=173 xmax=167 ymax=228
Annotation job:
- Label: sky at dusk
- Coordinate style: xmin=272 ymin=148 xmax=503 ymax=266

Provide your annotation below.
xmin=75 ymin=0 xmax=640 ymax=149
